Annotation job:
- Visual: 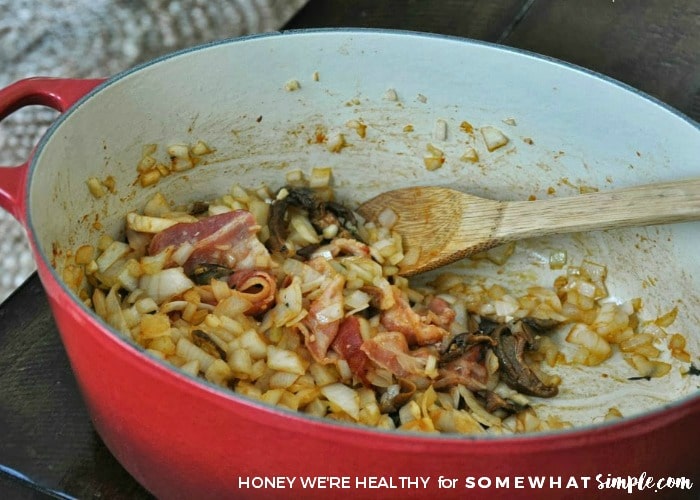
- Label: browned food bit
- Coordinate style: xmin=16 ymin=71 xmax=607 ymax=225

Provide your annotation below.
xmin=189 ymin=201 xmax=210 ymax=215
xmin=378 ymin=378 xmax=417 ymax=413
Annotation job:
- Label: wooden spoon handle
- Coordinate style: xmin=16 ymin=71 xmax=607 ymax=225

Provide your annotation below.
xmin=496 ymin=178 xmax=700 ymax=242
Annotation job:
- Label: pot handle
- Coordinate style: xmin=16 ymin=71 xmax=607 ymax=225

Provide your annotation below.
xmin=0 ymin=77 xmax=106 ymax=222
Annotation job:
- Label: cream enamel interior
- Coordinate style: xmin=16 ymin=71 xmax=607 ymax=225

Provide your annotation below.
xmin=28 ymin=30 xmax=699 ymax=429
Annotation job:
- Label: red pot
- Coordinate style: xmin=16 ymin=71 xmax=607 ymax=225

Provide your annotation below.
xmin=0 ymin=31 xmax=698 ymax=499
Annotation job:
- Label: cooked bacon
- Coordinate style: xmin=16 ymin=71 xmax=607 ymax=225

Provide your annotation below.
xmin=228 ymin=269 xmax=277 ymax=315
xmin=425 ymin=296 xmax=456 ymax=329
xmin=433 ymin=343 xmax=491 ymax=392
xmin=380 ymin=289 xmax=450 ymax=346
xmin=310 ymin=238 xmax=371 ymax=259
xmin=148 ymin=210 xmax=272 ymax=273
xmin=301 ymin=273 xmax=346 ymax=363
xmin=331 ymin=315 xmax=371 ymax=385
xmin=360 ymin=332 xmax=425 ymax=378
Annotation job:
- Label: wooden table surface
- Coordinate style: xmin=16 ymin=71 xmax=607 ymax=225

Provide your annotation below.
xmin=1 ymin=1 xmax=698 ymax=498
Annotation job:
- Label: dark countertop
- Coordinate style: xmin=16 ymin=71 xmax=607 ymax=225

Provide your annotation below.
xmin=1 ymin=1 xmax=698 ymax=498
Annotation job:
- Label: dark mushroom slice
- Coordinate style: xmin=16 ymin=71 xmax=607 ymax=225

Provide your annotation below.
xmin=479 ymin=390 xmax=528 ymax=415
xmin=439 ymin=332 xmax=496 ymax=365
xmin=188 ymin=263 xmax=234 ymax=285
xmin=490 ymin=322 xmax=559 ymax=398
xmin=192 ymin=329 xmax=227 ymax=360
xmin=268 ymin=186 xmax=361 ymax=256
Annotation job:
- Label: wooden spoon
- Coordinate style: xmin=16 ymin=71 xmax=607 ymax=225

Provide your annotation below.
xmin=357 ymin=179 xmax=700 ymax=276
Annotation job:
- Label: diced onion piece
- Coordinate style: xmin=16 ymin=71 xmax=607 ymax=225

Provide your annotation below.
xmin=315 ymin=301 xmax=344 ymax=325
xmin=383 ymin=88 xmax=398 ymax=101
xmin=655 ymin=306 xmax=678 ymax=327
xmin=95 ymin=241 xmax=131 ymax=273
xmin=238 ymin=330 xmax=268 ymax=360
xmin=180 ymin=359 xmax=200 ymax=377
xmin=75 ymin=244 xmax=94 ymax=265
xmin=228 ymin=348 xmax=253 ymax=377
xmin=167 ymin=144 xmax=194 ymax=171
xmin=267 ymin=346 xmax=306 ymax=375
xmin=460 ymin=146 xmax=479 ymax=163
xmin=289 ymin=212 xmax=321 ymax=245
xmin=423 ymin=156 xmax=445 ymax=171
xmin=135 ymin=297 xmax=158 ymax=314
xmin=205 ymin=359 xmax=233 ymax=386
xmin=566 ymin=324 xmax=611 ymax=365
xmin=398 ymin=400 xmax=421 ymax=424
xmin=320 ymin=383 xmax=360 ymax=420
xmin=549 ymin=250 xmax=567 ymax=270
xmin=376 ymin=208 xmax=398 ymax=229
xmin=191 ymin=140 xmax=213 ymax=156
xmin=176 ymin=337 xmax=216 ymax=372
xmin=485 ymin=242 xmax=515 ymax=265
xmin=284 ymin=79 xmax=301 ymax=91
xmin=143 ymin=193 xmax=172 ymax=217
xmin=264 ymin=276 xmax=304 ymax=328
xmin=625 ymin=353 xmax=672 ymax=378
xmin=171 ymin=241 xmax=195 ymax=266
xmin=434 ymin=119 xmax=447 ymax=141
xmin=344 ymin=289 xmax=371 ymax=314
xmin=126 ymin=212 xmax=180 ymax=233
xmin=87 ymin=177 xmax=106 ymax=198
xmin=309 ymin=167 xmax=332 ymax=188
xmin=481 ymin=126 xmax=509 ymax=152
xmin=139 ymin=267 xmax=194 ymax=304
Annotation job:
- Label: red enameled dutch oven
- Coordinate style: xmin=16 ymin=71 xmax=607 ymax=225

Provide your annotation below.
xmin=0 ymin=30 xmax=698 ymax=499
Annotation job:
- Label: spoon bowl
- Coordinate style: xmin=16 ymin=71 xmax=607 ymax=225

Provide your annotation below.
xmin=357 ymin=178 xmax=700 ymax=276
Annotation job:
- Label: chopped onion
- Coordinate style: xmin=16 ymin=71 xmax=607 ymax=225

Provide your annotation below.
xmin=376 ymin=208 xmax=398 ymax=229
xmin=315 ymin=301 xmax=344 ymax=324
xmin=171 ymin=242 xmax=195 ymax=266
xmin=126 ymin=212 xmax=179 ymax=234
xmin=266 ymin=346 xmax=306 ymax=375
xmin=95 ymin=241 xmax=131 ymax=273
xmin=321 ymin=383 xmax=360 ymax=420
xmin=480 ymin=126 xmax=509 ymax=152
xmin=139 ymin=267 xmax=194 ymax=304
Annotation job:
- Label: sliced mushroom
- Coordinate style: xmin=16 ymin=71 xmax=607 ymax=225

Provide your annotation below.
xmin=379 ymin=378 xmax=417 ymax=413
xmin=439 ymin=332 xmax=495 ymax=365
xmin=490 ymin=322 xmax=559 ymax=398
xmin=192 ymin=330 xmax=227 ymax=360
xmin=479 ymin=390 xmax=528 ymax=415
xmin=268 ymin=186 xmax=360 ymax=256
xmin=188 ymin=263 xmax=234 ymax=285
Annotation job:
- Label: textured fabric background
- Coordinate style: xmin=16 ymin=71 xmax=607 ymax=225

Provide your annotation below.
xmin=0 ymin=0 xmax=307 ymax=303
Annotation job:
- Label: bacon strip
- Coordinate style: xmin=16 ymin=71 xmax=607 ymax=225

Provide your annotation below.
xmin=228 ymin=269 xmax=277 ymax=315
xmin=426 ymin=296 xmax=456 ymax=329
xmin=301 ymin=273 xmax=346 ymax=363
xmin=360 ymin=332 xmax=425 ymax=378
xmin=310 ymin=238 xmax=371 ymax=259
xmin=148 ymin=210 xmax=272 ymax=273
xmin=331 ymin=315 xmax=370 ymax=385
xmin=380 ymin=289 xmax=451 ymax=346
